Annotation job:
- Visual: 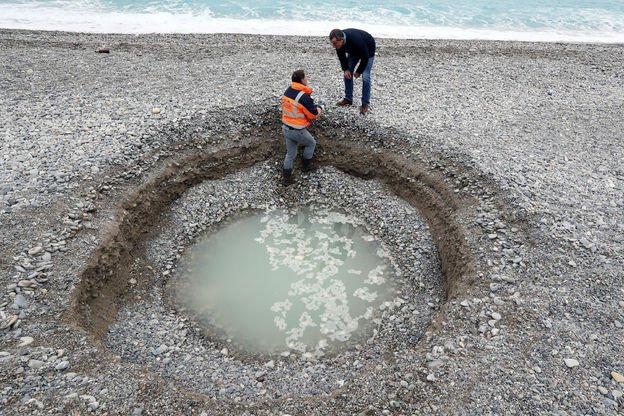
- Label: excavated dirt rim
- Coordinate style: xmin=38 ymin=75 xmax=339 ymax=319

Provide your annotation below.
xmin=67 ymin=115 xmax=477 ymax=402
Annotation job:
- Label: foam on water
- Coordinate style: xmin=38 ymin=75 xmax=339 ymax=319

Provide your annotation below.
xmin=1 ymin=0 xmax=623 ymax=42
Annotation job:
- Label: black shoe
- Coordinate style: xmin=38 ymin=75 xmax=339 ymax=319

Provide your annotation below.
xmin=302 ymin=157 xmax=314 ymax=172
xmin=359 ymin=104 xmax=369 ymax=115
xmin=336 ymin=98 xmax=353 ymax=106
xmin=282 ymin=169 xmax=294 ymax=186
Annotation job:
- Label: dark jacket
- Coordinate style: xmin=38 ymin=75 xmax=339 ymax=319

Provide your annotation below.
xmin=335 ymin=28 xmax=376 ymax=75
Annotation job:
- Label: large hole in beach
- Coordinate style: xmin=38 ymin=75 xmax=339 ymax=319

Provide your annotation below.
xmin=68 ymin=116 xmax=474 ymax=399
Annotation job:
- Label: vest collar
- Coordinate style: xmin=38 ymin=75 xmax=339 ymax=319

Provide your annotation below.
xmin=291 ymin=82 xmax=313 ymax=94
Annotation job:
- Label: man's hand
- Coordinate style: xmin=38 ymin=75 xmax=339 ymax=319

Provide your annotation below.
xmin=344 ymin=70 xmax=352 ymax=80
xmin=353 ymin=72 xmax=361 ymax=79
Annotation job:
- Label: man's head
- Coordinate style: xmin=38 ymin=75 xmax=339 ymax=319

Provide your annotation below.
xmin=291 ymin=69 xmax=307 ymax=85
xmin=329 ymin=29 xmax=344 ymax=49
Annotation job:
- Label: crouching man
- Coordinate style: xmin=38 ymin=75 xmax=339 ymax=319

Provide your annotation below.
xmin=281 ymin=69 xmax=323 ymax=185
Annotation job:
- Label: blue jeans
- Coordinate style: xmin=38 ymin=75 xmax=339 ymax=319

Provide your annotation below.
xmin=282 ymin=126 xmax=316 ymax=170
xmin=344 ymin=56 xmax=374 ymax=105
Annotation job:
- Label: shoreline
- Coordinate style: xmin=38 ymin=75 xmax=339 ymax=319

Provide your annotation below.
xmin=3 ymin=27 xmax=624 ymax=45
xmin=1 ymin=29 xmax=623 ymax=414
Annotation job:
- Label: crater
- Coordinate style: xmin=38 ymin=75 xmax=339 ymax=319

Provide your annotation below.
xmin=68 ymin=114 xmax=475 ymax=402
xmin=173 ymin=205 xmax=401 ymax=358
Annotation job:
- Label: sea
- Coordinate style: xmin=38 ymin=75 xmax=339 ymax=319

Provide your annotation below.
xmin=0 ymin=0 xmax=623 ymax=43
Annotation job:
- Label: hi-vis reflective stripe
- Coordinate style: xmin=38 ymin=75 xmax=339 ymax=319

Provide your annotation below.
xmin=283 ymin=90 xmax=306 ymax=118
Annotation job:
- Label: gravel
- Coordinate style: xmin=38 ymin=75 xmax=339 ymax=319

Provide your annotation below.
xmin=1 ymin=29 xmax=623 ymax=415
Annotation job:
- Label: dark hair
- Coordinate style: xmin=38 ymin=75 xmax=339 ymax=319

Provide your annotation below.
xmin=291 ymin=69 xmax=305 ymax=83
xmin=329 ymin=28 xmax=344 ymax=40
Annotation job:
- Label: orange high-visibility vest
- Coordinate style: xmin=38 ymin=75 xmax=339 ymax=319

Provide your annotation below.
xmin=282 ymin=82 xmax=319 ymax=129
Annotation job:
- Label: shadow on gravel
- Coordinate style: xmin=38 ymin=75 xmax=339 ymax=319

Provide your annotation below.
xmin=67 ymin=114 xmax=475 ymax=345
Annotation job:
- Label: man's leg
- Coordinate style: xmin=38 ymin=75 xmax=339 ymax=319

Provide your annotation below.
xmin=299 ymin=129 xmax=316 ymax=171
xmin=282 ymin=126 xmax=299 ymax=185
xmin=342 ymin=56 xmax=358 ymax=102
xmin=299 ymin=129 xmax=316 ymax=161
xmin=283 ymin=127 xmax=299 ymax=170
xmin=361 ymin=57 xmax=374 ymax=106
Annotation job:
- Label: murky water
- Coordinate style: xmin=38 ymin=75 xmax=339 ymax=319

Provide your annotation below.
xmin=176 ymin=207 xmax=397 ymax=357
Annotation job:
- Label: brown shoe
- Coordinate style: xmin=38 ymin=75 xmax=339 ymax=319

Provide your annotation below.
xmin=359 ymin=104 xmax=369 ymax=115
xmin=336 ymin=98 xmax=353 ymax=106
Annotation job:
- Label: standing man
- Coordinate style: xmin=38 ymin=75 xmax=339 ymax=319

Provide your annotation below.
xmin=329 ymin=28 xmax=376 ymax=115
xmin=281 ymin=69 xmax=323 ymax=186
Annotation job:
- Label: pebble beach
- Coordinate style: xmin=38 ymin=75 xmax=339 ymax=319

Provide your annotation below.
xmin=1 ymin=29 xmax=623 ymax=415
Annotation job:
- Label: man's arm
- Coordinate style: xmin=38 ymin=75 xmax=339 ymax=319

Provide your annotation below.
xmin=337 ymin=49 xmax=349 ymax=71
xmin=354 ymin=43 xmax=370 ymax=75
xmin=299 ymin=94 xmax=321 ymax=120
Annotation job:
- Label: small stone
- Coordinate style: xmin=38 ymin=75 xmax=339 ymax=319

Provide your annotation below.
xmin=18 ymin=336 xmax=34 ymax=346
xmin=598 ymin=386 xmax=609 ymax=395
xmin=491 ymin=312 xmax=502 ymax=321
xmin=611 ymin=371 xmax=624 ymax=383
xmin=28 ymin=246 xmax=43 ymax=256
xmin=426 ymin=359 xmax=443 ymax=369
xmin=604 ymin=398 xmax=618 ymax=407
xmin=80 ymin=394 xmax=97 ymax=403
xmin=28 ymin=359 xmax=45 ymax=369
xmin=55 ymin=361 xmax=70 ymax=371
xmin=220 ymin=348 xmax=228 ymax=355
xmin=13 ymin=294 xmax=28 ymax=309
xmin=26 ymin=398 xmax=44 ymax=409
xmin=0 ymin=352 xmax=13 ymax=363
xmin=152 ymin=107 xmax=161 ymax=114
xmin=1 ymin=315 xmax=18 ymax=329
xmin=564 ymin=358 xmax=579 ymax=368
xmin=580 ymin=238 xmax=593 ymax=249
xmin=152 ymin=344 xmax=168 ymax=356
xmin=613 ymin=390 xmax=623 ymax=399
